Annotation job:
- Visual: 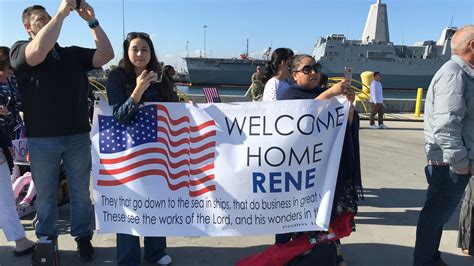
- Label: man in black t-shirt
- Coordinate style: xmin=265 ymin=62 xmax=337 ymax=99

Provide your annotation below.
xmin=9 ymin=0 xmax=114 ymax=262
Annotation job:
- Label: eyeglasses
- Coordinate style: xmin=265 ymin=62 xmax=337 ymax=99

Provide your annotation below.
xmin=126 ymin=32 xmax=150 ymax=40
xmin=294 ymin=63 xmax=321 ymax=74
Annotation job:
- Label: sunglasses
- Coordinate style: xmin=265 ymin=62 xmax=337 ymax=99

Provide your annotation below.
xmin=127 ymin=32 xmax=150 ymax=40
xmin=294 ymin=63 xmax=321 ymax=75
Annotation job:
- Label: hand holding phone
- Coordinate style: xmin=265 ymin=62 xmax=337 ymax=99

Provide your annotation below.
xmin=76 ymin=0 xmax=81 ymax=9
xmin=344 ymin=66 xmax=353 ymax=83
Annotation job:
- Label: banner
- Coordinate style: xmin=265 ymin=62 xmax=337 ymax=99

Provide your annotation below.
xmin=92 ymin=98 xmax=349 ymax=236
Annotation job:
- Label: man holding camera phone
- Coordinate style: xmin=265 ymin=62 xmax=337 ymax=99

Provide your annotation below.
xmin=9 ymin=0 xmax=114 ymax=262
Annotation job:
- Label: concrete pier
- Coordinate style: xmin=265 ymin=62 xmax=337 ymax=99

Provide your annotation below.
xmin=1 ymin=120 xmax=473 ymax=265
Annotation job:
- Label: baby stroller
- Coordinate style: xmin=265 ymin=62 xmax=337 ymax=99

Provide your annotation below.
xmin=12 ymin=127 xmax=70 ymax=220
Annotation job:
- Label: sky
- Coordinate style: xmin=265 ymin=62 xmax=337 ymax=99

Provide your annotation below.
xmin=0 ymin=0 xmax=473 ymax=72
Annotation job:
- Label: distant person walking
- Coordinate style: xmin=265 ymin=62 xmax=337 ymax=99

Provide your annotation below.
xmin=414 ymin=25 xmax=474 ymax=266
xmin=262 ymin=48 xmax=294 ymax=101
xmin=369 ymin=72 xmax=386 ymax=129
xmin=9 ymin=1 xmax=114 ymax=262
xmin=249 ymin=66 xmax=264 ymax=101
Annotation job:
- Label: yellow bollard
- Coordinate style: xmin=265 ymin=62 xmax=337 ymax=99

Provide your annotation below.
xmin=414 ymin=87 xmax=423 ymax=117
xmin=358 ymin=71 xmax=373 ymax=101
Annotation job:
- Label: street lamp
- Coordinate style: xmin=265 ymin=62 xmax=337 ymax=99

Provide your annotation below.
xmin=203 ymin=25 xmax=207 ymax=58
xmin=121 ymin=0 xmax=125 ymax=40
xmin=186 ymin=41 xmax=189 ymax=57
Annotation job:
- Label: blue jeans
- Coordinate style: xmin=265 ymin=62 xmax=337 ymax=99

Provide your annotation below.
xmin=28 ymin=133 xmax=93 ymax=240
xmin=413 ymin=165 xmax=471 ymax=265
xmin=116 ymin=234 xmax=167 ymax=266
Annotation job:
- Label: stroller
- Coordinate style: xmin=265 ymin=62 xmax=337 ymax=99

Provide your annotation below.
xmin=12 ymin=127 xmax=70 ymax=220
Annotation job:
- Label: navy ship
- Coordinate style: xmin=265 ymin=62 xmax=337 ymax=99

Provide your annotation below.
xmin=184 ymin=56 xmax=265 ymax=86
xmin=185 ymin=0 xmax=456 ymax=89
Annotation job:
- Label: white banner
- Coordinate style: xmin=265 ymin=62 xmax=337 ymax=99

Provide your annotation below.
xmin=92 ymin=98 xmax=349 ymax=236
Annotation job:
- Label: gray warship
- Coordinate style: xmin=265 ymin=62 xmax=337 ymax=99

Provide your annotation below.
xmin=313 ymin=0 xmax=456 ymax=89
xmin=185 ymin=0 xmax=456 ymax=89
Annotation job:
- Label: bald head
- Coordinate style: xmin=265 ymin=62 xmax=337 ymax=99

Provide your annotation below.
xmin=451 ymin=25 xmax=474 ymax=55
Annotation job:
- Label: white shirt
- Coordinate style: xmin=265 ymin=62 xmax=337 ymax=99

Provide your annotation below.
xmin=262 ymin=77 xmax=289 ymax=101
xmin=370 ymin=80 xmax=384 ymax=103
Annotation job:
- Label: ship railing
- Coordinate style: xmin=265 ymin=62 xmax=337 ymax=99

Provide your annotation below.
xmin=328 ymin=77 xmax=371 ymax=114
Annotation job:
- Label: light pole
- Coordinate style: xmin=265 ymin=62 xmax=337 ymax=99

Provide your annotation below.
xmin=186 ymin=41 xmax=189 ymax=57
xmin=121 ymin=0 xmax=125 ymax=40
xmin=203 ymin=25 xmax=207 ymax=58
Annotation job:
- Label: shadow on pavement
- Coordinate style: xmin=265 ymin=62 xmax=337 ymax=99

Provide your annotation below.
xmin=342 ymin=243 xmax=473 ymax=266
xmin=356 ymin=188 xmax=460 ymax=230
xmin=2 ymin=242 xmax=472 ymax=266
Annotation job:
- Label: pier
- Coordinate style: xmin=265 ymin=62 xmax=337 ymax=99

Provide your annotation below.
xmin=1 ymin=119 xmax=472 ymax=265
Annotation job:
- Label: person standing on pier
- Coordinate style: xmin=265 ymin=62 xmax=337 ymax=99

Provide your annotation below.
xmin=414 ymin=25 xmax=474 ymax=266
xmin=369 ymin=71 xmax=387 ymax=129
xmin=9 ymin=0 xmax=114 ymax=262
xmin=107 ymin=32 xmax=177 ymax=266
xmin=249 ymin=65 xmax=264 ymax=101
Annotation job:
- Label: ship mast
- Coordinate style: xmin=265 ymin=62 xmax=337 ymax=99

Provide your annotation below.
xmin=362 ymin=0 xmax=390 ymax=44
xmin=246 ymin=38 xmax=249 ymax=57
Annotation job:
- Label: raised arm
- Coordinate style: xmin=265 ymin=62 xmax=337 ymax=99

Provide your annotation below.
xmin=24 ymin=0 xmax=75 ymax=66
xmin=76 ymin=1 xmax=114 ymax=67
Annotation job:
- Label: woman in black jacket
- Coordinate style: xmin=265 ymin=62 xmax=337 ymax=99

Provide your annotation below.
xmin=106 ymin=32 xmax=178 ymax=266
xmin=278 ymin=54 xmax=362 ymax=266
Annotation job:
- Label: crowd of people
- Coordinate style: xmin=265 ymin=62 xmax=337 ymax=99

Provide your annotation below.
xmin=0 ymin=0 xmax=473 ymax=265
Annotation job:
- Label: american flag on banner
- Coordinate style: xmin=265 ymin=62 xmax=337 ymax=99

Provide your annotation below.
xmin=96 ymin=104 xmax=217 ymax=197
xmin=202 ymin=87 xmax=221 ymax=103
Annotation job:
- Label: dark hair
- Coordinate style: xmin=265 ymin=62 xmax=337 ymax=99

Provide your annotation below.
xmin=120 ymin=32 xmax=175 ymax=101
xmin=288 ymin=54 xmax=314 ymax=73
xmin=262 ymin=48 xmax=294 ymax=84
xmin=0 ymin=46 xmax=10 ymax=70
xmin=22 ymin=5 xmax=46 ymax=23
xmin=163 ymin=65 xmax=175 ymax=79
xmin=319 ymin=73 xmax=329 ymax=87
xmin=374 ymin=71 xmax=381 ymax=77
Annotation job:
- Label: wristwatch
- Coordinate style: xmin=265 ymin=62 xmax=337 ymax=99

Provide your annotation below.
xmin=88 ymin=18 xmax=99 ymax=29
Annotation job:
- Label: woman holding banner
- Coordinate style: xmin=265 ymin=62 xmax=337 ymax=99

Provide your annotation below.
xmin=106 ymin=32 xmax=178 ymax=266
xmin=277 ymin=54 xmax=362 ymax=266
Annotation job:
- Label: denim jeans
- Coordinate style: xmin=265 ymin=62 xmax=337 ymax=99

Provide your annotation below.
xmin=28 ymin=133 xmax=93 ymax=240
xmin=413 ymin=165 xmax=471 ymax=265
xmin=116 ymin=234 xmax=167 ymax=266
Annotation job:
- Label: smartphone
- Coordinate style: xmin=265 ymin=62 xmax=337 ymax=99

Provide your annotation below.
xmin=344 ymin=66 xmax=353 ymax=83
xmin=156 ymin=70 xmax=163 ymax=83
xmin=149 ymin=71 xmax=163 ymax=84
xmin=76 ymin=0 xmax=81 ymax=9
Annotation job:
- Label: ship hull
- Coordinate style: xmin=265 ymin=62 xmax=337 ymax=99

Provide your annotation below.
xmin=185 ymin=57 xmax=265 ymax=86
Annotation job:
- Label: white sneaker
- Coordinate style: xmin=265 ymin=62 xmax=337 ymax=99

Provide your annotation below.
xmin=378 ymin=124 xmax=388 ymax=129
xmin=369 ymin=124 xmax=378 ymax=129
xmin=157 ymin=254 xmax=172 ymax=265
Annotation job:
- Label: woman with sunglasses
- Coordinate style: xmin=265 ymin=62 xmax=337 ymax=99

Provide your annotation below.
xmin=106 ymin=32 xmax=177 ymax=266
xmin=261 ymin=48 xmax=294 ymax=101
xmin=278 ymin=55 xmax=362 ymax=266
